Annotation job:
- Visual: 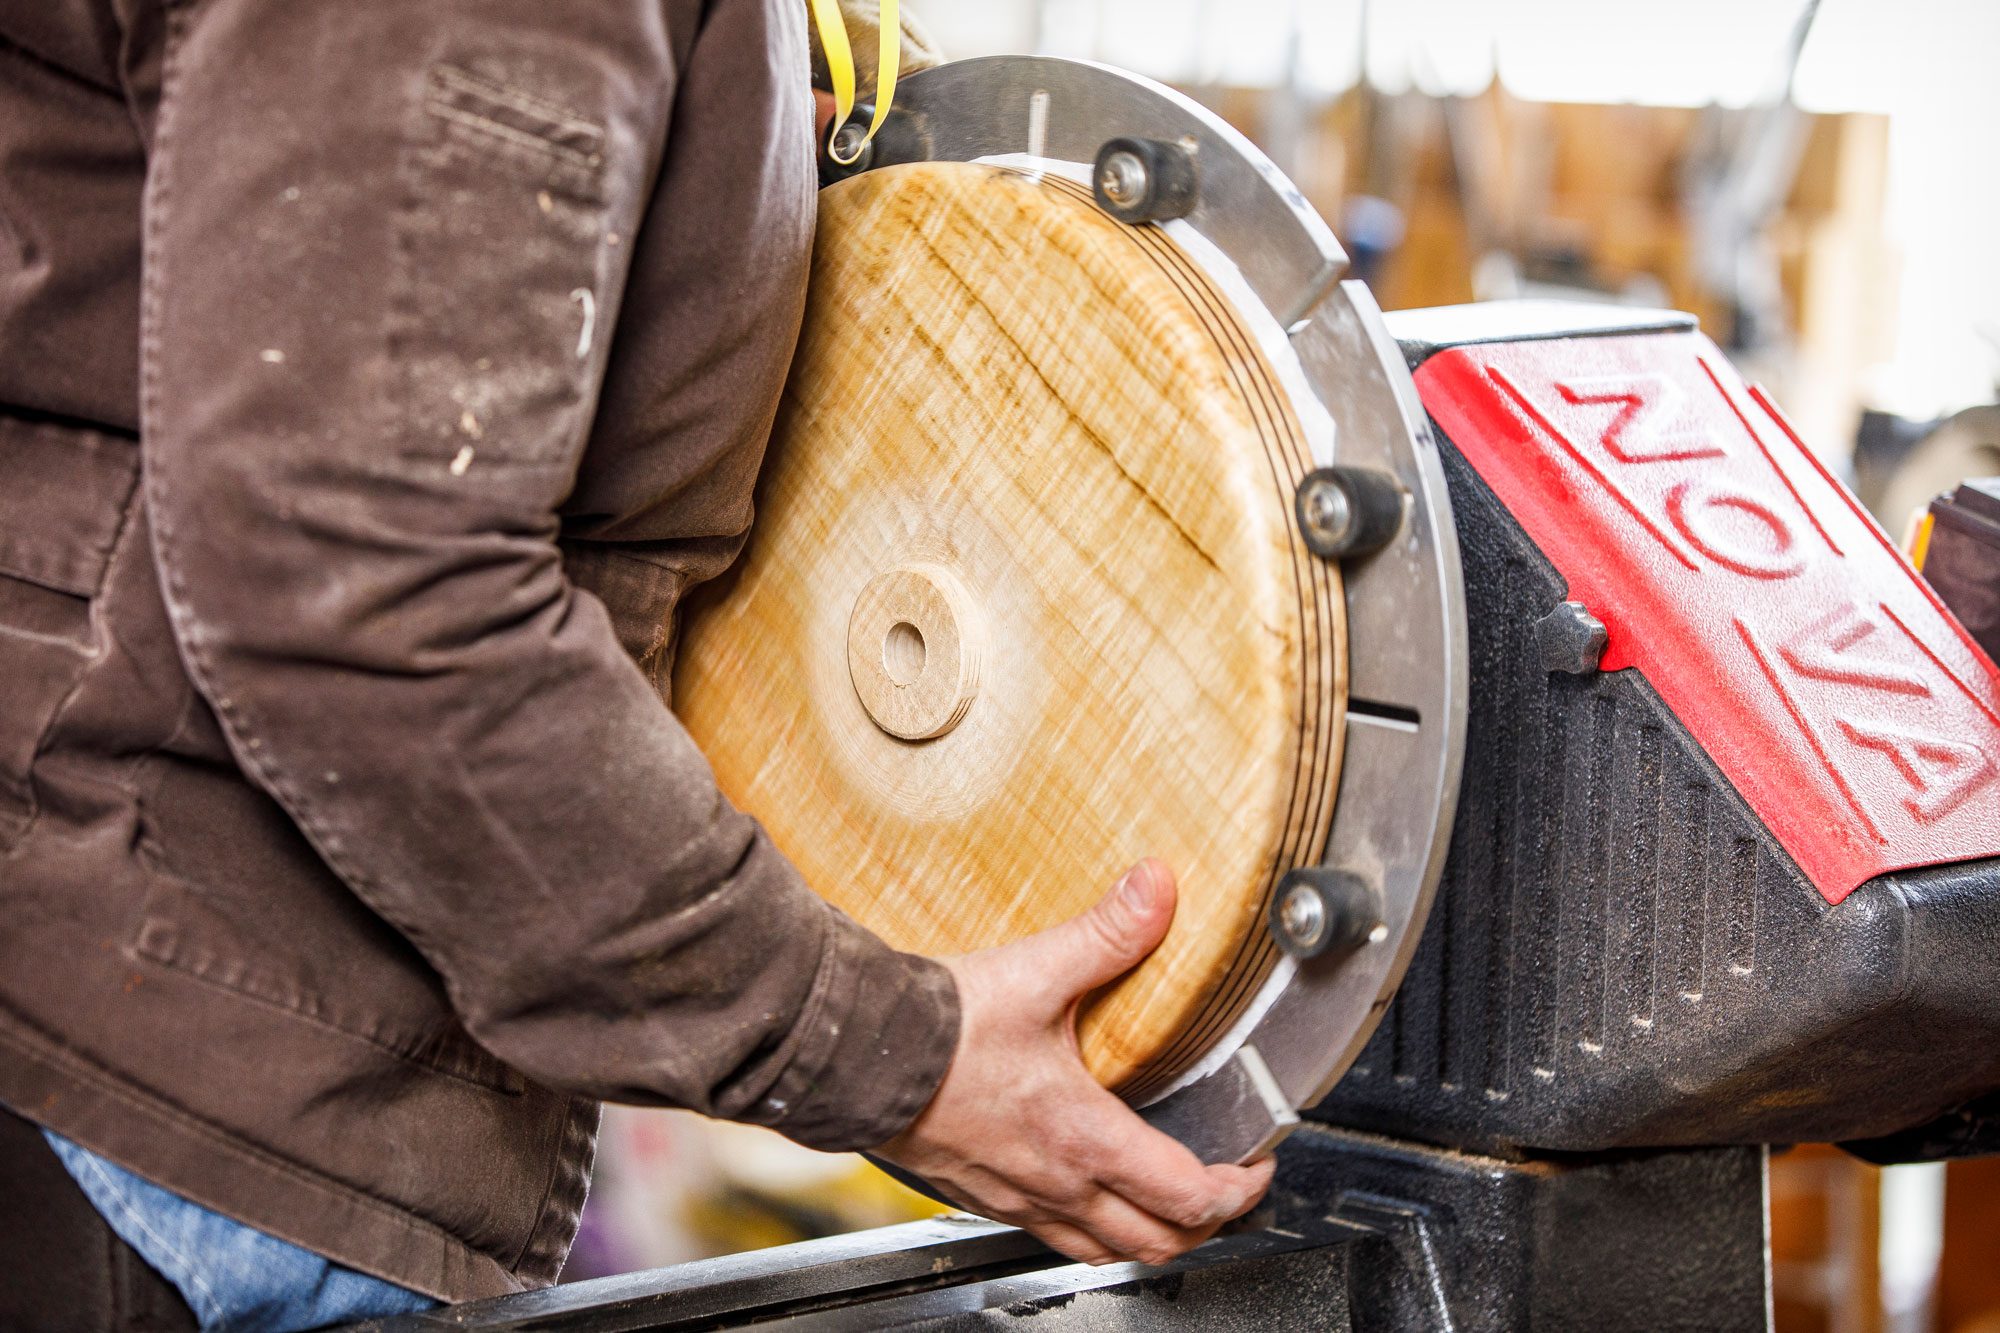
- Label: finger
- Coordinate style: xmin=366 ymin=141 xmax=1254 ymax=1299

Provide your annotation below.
xmin=1024 ymin=1218 xmax=1121 ymax=1267
xmin=1227 ymin=1156 xmax=1277 ymax=1218
xmin=1019 ymin=860 xmax=1177 ymax=1003
xmin=1077 ymin=1098 xmax=1272 ymax=1230
xmin=1069 ymin=1188 xmax=1217 ymax=1267
xmin=1116 ymin=1154 xmax=1273 ymax=1231
xmin=812 ymin=88 xmax=838 ymax=143
xmin=947 ymin=1188 xmax=1121 ymax=1267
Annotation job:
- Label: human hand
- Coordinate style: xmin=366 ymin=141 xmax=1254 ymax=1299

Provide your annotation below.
xmin=875 ymin=860 xmax=1276 ymax=1266
xmin=813 ymin=88 xmax=838 ymax=144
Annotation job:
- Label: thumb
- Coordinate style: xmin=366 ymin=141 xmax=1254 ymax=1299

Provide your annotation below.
xmin=1026 ymin=860 xmax=1177 ymax=1004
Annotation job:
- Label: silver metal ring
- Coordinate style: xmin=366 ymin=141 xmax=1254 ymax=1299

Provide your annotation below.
xmin=854 ymin=56 xmax=1469 ymax=1164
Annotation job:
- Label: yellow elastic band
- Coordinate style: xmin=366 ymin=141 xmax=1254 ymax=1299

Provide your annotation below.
xmin=810 ymin=0 xmax=900 ymax=166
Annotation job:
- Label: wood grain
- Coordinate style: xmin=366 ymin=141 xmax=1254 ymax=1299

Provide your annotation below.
xmin=674 ymin=161 xmax=1346 ymax=1097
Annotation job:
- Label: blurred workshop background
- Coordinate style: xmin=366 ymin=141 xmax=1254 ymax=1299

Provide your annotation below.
xmin=572 ymin=3 xmax=2000 ymax=1331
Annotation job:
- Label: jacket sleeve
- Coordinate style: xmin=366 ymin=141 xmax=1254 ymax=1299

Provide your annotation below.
xmin=137 ymin=0 xmax=957 ymax=1151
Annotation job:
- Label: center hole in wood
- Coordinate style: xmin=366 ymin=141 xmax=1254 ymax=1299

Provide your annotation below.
xmin=882 ymin=620 xmax=927 ymax=686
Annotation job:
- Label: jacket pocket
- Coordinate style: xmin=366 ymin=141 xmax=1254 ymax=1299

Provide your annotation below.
xmin=387 ymin=59 xmax=615 ymax=473
xmin=131 ymin=864 xmax=527 ymax=1096
xmin=0 ymin=416 xmax=138 ymax=847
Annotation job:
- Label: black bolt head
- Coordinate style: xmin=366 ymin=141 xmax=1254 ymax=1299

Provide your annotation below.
xmin=1269 ymin=867 xmax=1381 ymax=961
xmin=1293 ymin=466 xmax=1407 ymax=560
xmin=1091 ymin=136 xmax=1198 ymax=225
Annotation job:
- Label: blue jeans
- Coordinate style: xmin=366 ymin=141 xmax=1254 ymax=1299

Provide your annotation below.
xmin=43 ymin=1132 xmax=438 ymax=1333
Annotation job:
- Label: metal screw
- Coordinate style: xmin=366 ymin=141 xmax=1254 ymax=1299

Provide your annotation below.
xmin=1276 ymin=880 xmax=1328 ymax=953
xmin=1097 ymin=150 xmax=1148 ymax=208
xmin=1298 ymin=474 xmax=1355 ymax=550
xmin=1294 ymin=466 xmax=1406 ymax=560
xmin=1092 ymin=137 xmax=1199 ymax=224
xmin=1269 ymin=868 xmax=1382 ymax=960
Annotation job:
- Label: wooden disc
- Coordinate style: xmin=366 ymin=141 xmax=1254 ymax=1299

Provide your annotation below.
xmin=674 ymin=161 xmax=1345 ymax=1098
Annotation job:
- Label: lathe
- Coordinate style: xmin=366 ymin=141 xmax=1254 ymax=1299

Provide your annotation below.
xmin=355 ymin=56 xmax=2000 ymax=1332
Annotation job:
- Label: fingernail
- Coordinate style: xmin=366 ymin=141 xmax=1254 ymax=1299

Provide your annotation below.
xmin=1119 ymin=864 xmax=1156 ymax=913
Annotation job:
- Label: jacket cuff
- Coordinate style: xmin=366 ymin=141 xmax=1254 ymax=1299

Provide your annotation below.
xmin=751 ymin=911 xmax=960 ymax=1152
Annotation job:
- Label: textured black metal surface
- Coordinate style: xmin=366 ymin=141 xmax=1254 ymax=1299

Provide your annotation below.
xmin=1273 ymin=1127 xmax=1769 ymax=1332
xmin=342 ymin=1127 xmax=1770 ymax=1332
xmin=1310 ymin=376 xmax=2000 ymax=1156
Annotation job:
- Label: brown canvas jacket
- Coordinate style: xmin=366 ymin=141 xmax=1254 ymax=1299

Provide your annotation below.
xmin=0 ymin=0 xmax=957 ymax=1301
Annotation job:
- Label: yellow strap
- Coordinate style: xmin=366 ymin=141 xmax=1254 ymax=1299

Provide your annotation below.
xmin=810 ymin=0 xmax=900 ymax=166
xmin=1907 ymin=508 xmax=1936 ymax=570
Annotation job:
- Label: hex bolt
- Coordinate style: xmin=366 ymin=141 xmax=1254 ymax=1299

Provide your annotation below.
xmin=1270 ymin=867 xmax=1382 ymax=961
xmin=1535 ymin=600 xmax=1609 ymax=675
xmin=1091 ymin=137 xmax=1199 ymax=225
xmin=1294 ymin=466 xmax=1407 ymax=560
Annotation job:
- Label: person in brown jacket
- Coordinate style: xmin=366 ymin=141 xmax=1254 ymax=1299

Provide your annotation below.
xmin=0 ymin=0 xmax=1273 ymax=1327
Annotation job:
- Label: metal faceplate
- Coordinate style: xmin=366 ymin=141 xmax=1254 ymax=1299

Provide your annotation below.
xmin=845 ymin=56 xmax=1468 ymax=1163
